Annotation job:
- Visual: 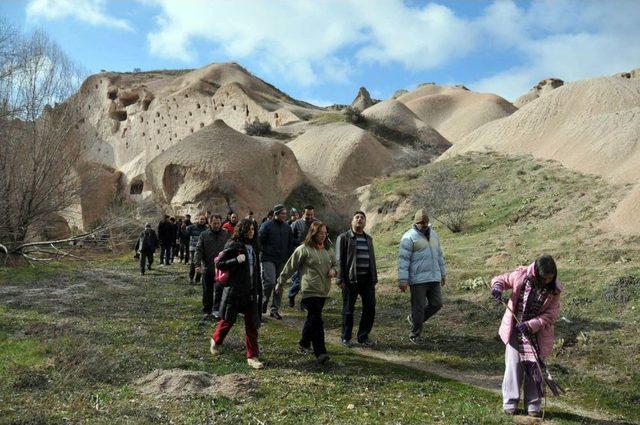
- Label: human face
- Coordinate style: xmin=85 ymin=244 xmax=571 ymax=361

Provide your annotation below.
xmin=541 ymin=273 xmax=555 ymax=285
xmin=304 ymin=209 xmax=315 ymax=223
xmin=276 ymin=209 xmax=287 ymax=222
xmin=316 ymin=226 xmax=328 ymax=244
xmin=198 ymin=216 xmax=206 ymax=225
xmin=230 ymin=213 xmax=238 ymax=224
xmin=415 ymin=218 xmax=429 ymax=231
xmin=351 ymin=213 xmax=366 ymax=233
xmin=210 ymin=218 xmax=221 ymax=230
xmin=247 ymin=226 xmax=255 ymax=240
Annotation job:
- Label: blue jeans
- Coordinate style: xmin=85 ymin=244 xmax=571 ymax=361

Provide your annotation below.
xmin=288 ymin=271 xmax=301 ymax=299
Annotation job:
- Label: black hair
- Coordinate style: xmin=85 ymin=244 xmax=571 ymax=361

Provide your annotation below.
xmin=231 ymin=218 xmax=256 ymax=242
xmin=211 ymin=213 xmax=222 ymax=220
xmin=534 ymin=254 xmax=558 ymax=292
xmin=353 ymin=211 xmax=366 ymax=219
xmin=304 ymin=205 xmax=315 ymax=211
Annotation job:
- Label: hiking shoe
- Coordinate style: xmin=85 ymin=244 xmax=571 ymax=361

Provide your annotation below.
xmin=341 ymin=339 xmax=353 ymax=348
xmin=357 ymin=338 xmax=376 ymax=347
xmin=262 ymin=304 xmax=268 ymax=314
xmin=288 ymin=297 xmax=295 ymax=308
xmin=247 ymin=357 xmax=264 ymax=369
xmin=212 ymin=311 xmax=221 ymax=320
xmin=407 ymin=314 xmax=414 ymax=327
xmin=527 ymin=411 xmax=541 ymax=418
xmin=409 ymin=335 xmax=422 ymax=345
xmin=503 ymin=408 xmax=517 ymax=416
xmin=270 ymin=311 xmax=282 ymax=320
xmin=316 ymin=354 xmax=330 ymax=365
xmin=298 ymin=344 xmax=311 ymax=354
xmin=210 ymin=338 xmax=221 ymax=356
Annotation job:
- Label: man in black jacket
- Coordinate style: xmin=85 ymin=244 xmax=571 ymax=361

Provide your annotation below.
xmin=195 ymin=214 xmax=229 ymax=321
xmin=135 ymin=223 xmax=159 ymax=275
xmin=157 ymin=215 xmax=173 ymax=266
xmin=335 ymin=211 xmax=378 ymax=347
xmin=258 ymin=203 xmax=294 ymax=319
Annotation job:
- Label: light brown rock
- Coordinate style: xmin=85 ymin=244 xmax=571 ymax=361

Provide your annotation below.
xmin=513 ymin=78 xmax=564 ymax=108
xmin=351 ymin=86 xmax=376 ymax=111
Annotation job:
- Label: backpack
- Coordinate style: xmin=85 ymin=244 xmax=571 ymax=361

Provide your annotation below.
xmin=214 ymin=251 xmax=230 ymax=285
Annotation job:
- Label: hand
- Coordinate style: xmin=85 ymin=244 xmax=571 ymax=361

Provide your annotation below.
xmin=516 ymin=322 xmax=530 ymax=334
xmin=328 ymin=269 xmax=337 ymax=278
xmin=441 ymin=277 xmax=446 ymax=287
xmin=399 ymin=281 xmax=408 ymax=292
xmin=338 ymin=282 xmax=345 ymax=290
xmin=195 ymin=266 xmax=202 ymax=274
xmin=491 ymin=289 xmax=503 ymax=304
xmin=236 ymin=254 xmax=246 ymax=263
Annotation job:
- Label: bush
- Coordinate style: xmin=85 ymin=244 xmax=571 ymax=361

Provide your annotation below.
xmin=603 ymin=275 xmax=640 ymax=304
xmin=343 ymin=106 xmax=364 ymax=124
xmin=244 ymin=120 xmax=272 ymax=136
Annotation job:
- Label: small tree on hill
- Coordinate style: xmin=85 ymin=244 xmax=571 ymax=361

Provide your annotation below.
xmin=412 ymin=164 xmax=479 ymax=233
xmin=244 ymin=119 xmax=271 ymax=136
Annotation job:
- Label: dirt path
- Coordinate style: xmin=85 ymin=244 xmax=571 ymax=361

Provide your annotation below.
xmin=279 ymin=315 xmax=635 ymax=425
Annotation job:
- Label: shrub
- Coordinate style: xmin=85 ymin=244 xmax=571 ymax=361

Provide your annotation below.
xmin=603 ymin=275 xmax=640 ymax=304
xmin=244 ymin=120 xmax=271 ymax=136
xmin=343 ymin=106 xmax=364 ymax=124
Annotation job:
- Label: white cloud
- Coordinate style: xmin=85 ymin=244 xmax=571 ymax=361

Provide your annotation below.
xmin=144 ymin=0 xmax=477 ymax=86
xmin=471 ymin=0 xmax=640 ymax=101
xmin=26 ymin=0 xmax=133 ymax=31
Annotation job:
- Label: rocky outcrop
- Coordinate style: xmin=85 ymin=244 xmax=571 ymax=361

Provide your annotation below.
xmin=145 ymin=120 xmax=303 ymax=215
xmin=513 ymin=78 xmax=564 ymax=108
xmin=351 ymin=87 xmax=377 ymax=111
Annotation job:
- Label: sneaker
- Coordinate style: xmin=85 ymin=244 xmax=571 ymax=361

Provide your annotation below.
xmin=341 ymin=339 xmax=353 ymax=348
xmin=262 ymin=304 xmax=268 ymax=314
xmin=409 ymin=335 xmax=422 ymax=345
xmin=298 ymin=344 xmax=311 ymax=354
xmin=316 ymin=354 xmax=330 ymax=365
xmin=407 ymin=314 xmax=414 ymax=327
xmin=357 ymin=338 xmax=376 ymax=347
xmin=527 ymin=410 xmax=541 ymax=418
xmin=212 ymin=311 xmax=221 ymax=320
xmin=270 ymin=311 xmax=282 ymax=320
xmin=247 ymin=357 xmax=264 ymax=369
xmin=210 ymin=338 xmax=221 ymax=356
xmin=288 ymin=297 xmax=295 ymax=308
xmin=504 ymin=408 xmax=517 ymax=416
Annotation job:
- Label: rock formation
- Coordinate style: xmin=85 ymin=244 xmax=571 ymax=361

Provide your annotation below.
xmin=287 ymin=122 xmax=392 ymax=192
xmin=513 ymin=78 xmax=564 ymax=108
xmin=394 ymin=83 xmax=516 ymax=143
xmin=351 ymin=87 xmax=377 ymax=111
xmin=146 ymin=120 xmax=303 ymax=216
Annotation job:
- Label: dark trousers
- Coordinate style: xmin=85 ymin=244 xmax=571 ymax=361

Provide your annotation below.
xmin=139 ymin=251 xmax=153 ymax=274
xmin=202 ymin=268 xmax=214 ymax=314
xmin=189 ymin=251 xmax=201 ymax=283
xmin=179 ymin=241 xmax=190 ymax=263
xmin=213 ymin=282 xmax=224 ymax=313
xmin=300 ymin=297 xmax=327 ymax=357
xmin=160 ymin=243 xmax=172 ymax=264
xmin=341 ymin=279 xmax=376 ymax=342
xmin=288 ymin=271 xmax=301 ymax=299
xmin=409 ymin=282 xmax=443 ymax=338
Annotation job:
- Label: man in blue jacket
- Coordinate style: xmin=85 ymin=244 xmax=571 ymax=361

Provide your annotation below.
xmin=259 ymin=203 xmax=294 ymax=319
xmin=398 ymin=209 xmax=446 ymax=344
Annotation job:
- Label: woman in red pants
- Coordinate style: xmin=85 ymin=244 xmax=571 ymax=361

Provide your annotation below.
xmin=210 ymin=219 xmax=264 ymax=369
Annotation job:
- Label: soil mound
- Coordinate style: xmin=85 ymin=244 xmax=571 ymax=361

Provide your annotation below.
xmin=288 ymin=122 xmax=392 ymax=191
xmin=362 ymin=99 xmax=451 ymax=149
xmin=135 ymin=369 xmax=255 ymax=399
xmin=394 ymin=84 xmax=516 ymax=143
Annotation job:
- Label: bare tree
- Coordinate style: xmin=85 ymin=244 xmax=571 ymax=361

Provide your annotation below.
xmin=0 ymin=22 xmax=88 ymax=253
xmin=412 ymin=164 xmax=479 ymax=233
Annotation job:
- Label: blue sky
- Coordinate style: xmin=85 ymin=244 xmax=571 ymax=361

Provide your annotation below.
xmin=2 ymin=0 xmax=639 ymax=105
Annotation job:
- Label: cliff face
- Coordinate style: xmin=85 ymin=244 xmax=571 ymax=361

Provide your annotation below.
xmin=63 ymin=63 xmax=320 ymax=226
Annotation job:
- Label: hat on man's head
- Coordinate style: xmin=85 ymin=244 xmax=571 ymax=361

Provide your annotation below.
xmin=273 ymin=204 xmax=286 ymax=215
xmin=291 ymin=208 xmax=298 ymax=214
xmin=414 ymin=209 xmax=429 ymax=223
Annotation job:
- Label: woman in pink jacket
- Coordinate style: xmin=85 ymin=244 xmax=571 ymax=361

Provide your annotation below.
xmin=490 ymin=255 xmax=562 ymax=417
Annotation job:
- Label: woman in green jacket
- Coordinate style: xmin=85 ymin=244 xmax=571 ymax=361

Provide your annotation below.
xmin=277 ymin=221 xmax=337 ymax=364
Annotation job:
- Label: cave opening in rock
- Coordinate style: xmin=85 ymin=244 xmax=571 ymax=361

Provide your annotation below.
xmin=109 ymin=110 xmax=127 ymax=121
xmin=130 ymin=181 xmax=143 ymax=195
xmin=120 ymin=92 xmax=139 ymax=107
xmin=107 ymin=89 xmax=117 ymax=100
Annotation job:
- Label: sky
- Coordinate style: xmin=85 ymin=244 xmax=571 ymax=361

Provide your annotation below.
xmin=1 ymin=0 xmax=639 ymax=105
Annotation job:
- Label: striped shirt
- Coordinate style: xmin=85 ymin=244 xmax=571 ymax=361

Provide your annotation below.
xmin=355 ymin=234 xmax=370 ymax=275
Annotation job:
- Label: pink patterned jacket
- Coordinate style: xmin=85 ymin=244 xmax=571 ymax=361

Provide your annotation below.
xmin=491 ymin=262 xmax=563 ymax=357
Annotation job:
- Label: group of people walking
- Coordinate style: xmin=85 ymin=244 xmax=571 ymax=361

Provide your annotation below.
xmin=135 ymin=204 xmax=562 ymax=418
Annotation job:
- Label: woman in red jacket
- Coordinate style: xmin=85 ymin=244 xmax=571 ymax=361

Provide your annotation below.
xmin=490 ymin=255 xmax=562 ymax=418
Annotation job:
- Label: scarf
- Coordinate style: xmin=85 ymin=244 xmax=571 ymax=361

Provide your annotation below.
xmin=515 ymin=276 xmax=551 ymax=396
